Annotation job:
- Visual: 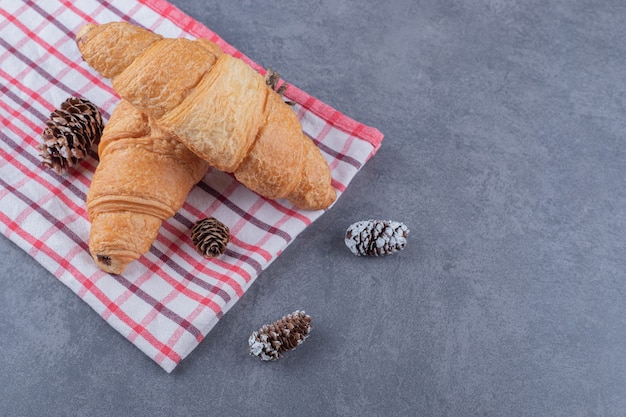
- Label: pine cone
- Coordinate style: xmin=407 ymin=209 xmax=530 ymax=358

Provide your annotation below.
xmin=190 ymin=217 xmax=230 ymax=258
xmin=249 ymin=310 xmax=312 ymax=361
xmin=345 ymin=219 xmax=409 ymax=256
xmin=39 ymin=97 xmax=103 ymax=174
xmin=264 ymin=67 xmax=294 ymax=105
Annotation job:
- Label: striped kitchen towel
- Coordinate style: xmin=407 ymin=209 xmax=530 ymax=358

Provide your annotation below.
xmin=0 ymin=0 xmax=383 ymax=372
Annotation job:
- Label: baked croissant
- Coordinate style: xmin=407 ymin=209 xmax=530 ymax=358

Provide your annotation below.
xmin=76 ymin=21 xmax=336 ymax=210
xmin=87 ymin=99 xmax=209 ymax=274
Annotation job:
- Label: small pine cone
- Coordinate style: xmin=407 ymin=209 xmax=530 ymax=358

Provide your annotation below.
xmin=264 ymin=67 xmax=294 ymax=105
xmin=191 ymin=217 xmax=230 ymax=258
xmin=39 ymin=97 xmax=103 ymax=174
xmin=249 ymin=310 xmax=312 ymax=361
xmin=345 ymin=219 xmax=409 ymax=256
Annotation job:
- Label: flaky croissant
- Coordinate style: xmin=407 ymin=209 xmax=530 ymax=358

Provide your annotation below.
xmin=76 ymin=21 xmax=336 ymax=210
xmin=87 ymin=99 xmax=209 ymax=274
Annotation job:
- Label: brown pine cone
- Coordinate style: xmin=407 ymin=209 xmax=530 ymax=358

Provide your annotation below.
xmin=248 ymin=310 xmax=313 ymax=361
xmin=190 ymin=217 xmax=230 ymax=258
xmin=39 ymin=97 xmax=103 ymax=174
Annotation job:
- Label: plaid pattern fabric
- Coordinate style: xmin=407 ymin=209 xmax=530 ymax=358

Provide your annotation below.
xmin=0 ymin=0 xmax=383 ymax=372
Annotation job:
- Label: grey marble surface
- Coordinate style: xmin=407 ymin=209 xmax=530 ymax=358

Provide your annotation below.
xmin=2 ymin=1 xmax=626 ymax=416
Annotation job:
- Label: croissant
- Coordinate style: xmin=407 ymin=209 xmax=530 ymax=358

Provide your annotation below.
xmin=87 ymin=99 xmax=209 ymax=274
xmin=76 ymin=21 xmax=336 ymax=210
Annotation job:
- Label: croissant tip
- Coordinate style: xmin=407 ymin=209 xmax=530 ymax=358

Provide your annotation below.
xmin=92 ymin=251 xmax=134 ymax=275
xmin=76 ymin=23 xmax=97 ymax=42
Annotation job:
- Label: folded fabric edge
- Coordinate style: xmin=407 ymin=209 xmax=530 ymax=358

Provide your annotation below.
xmin=0 ymin=224 xmax=179 ymax=372
xmin=140 ymin=0 xmax=385 ymax=156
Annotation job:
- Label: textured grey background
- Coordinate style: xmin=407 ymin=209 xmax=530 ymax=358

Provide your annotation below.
xmin=2 ymin=0 xmax=625 ymax=416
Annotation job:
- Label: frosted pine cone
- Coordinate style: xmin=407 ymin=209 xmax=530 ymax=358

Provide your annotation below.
xmin=345 ymin=220 xmax=409 ymax=256
xmin=191 ymin=217 xmax=230 ymax=258
xmin=39 ymin=97 xmax=103 ymax=174
xmin=249 ymin=310 xmax=312 ymax=361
